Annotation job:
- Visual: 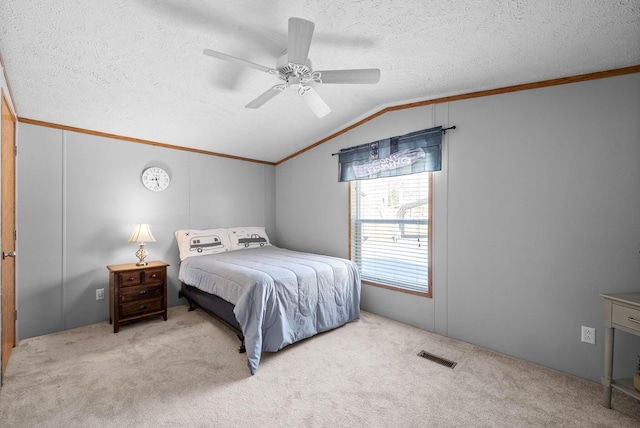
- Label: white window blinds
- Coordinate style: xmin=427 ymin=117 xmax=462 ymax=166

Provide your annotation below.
xmin=350 ymin=171 xmax=432 ymax=295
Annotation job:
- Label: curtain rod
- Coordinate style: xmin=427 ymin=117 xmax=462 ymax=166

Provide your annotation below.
xmin=331 ymin=126 xmax=456 ymax=156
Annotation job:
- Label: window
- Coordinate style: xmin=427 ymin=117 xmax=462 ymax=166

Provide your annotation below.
xmin=350 ymin=171 xmax=432 ymax=297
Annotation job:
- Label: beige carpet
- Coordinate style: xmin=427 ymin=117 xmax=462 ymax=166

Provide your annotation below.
xmin=0 ymin=305 xmax=638 ymax=427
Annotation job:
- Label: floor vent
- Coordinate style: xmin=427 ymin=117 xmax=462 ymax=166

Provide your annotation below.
xmin=417 ymin=350 xmax=457 ymax=369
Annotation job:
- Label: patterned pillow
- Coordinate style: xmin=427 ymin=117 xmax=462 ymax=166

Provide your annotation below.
xmin=227 ymin=226 xmax=271 ymax=251
xmin=174 ymin=228 xmax=231 ymax=260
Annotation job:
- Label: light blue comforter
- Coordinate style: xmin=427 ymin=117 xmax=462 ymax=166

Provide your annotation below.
xmin=178 ymin=246 xmax=361 ymax=374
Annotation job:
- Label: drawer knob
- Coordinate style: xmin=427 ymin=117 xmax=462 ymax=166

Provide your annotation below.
xmin=139 ymin=305 xmax=147 ymax=310
xmin=139 ymin=290 xmax=147 ymax=295
xmin=151 ymin=274 xmax=157 ymax=278
xmin=128 ymin=277 xmax=135 ymax=281
xmin=625 ymin=316 xmax=640 ymax=325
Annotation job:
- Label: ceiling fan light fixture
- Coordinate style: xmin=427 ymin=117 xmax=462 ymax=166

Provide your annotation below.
xmin=301 ymin=86 xmax=331 ymax=118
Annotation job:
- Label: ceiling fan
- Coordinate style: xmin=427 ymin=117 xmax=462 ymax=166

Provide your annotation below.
xmin=203 ymin=17 xmax=381 ymax=118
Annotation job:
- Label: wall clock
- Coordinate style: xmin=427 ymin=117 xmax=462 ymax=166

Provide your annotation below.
xmin=141 ymin=167 xmax=170 ymax=192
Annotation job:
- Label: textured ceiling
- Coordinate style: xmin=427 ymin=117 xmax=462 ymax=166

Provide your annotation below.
xmin=1 ymin=0 xmax=639 ymax=163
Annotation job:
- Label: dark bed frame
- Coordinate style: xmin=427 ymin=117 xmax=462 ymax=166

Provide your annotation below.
xmin=179 ymin=282 xmax=246 ymax=353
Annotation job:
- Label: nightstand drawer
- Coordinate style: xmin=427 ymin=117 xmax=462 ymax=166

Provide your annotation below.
xmin=120 ymin=284 xmax=163 ymax=303
xmin=144 ymin=268 xmax=165 ymax=283
xmin=612 ymin=303 xmax=640 ymax=333
xmin=118 ymin=271 xmax=143 ymax=286
xmin=120 ymin=297 xmax=163 ymax=318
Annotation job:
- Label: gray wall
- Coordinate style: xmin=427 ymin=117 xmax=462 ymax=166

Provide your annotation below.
xmin=275 ymin=73 xmax=640 ymax=382
xmin=16 ymin=125 xmax=275 ymax=339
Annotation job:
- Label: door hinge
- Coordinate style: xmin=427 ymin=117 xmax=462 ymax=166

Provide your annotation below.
xmin=14 ymin=145 xmax=17 ymax=156
xmin=14 ymin=230 xmax=17 ymax=241
xmin=14 ymin=310 xmax=17 ymax=321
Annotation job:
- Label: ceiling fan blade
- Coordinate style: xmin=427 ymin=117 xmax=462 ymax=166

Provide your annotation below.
xmin=287 ymin=17 xmax=314 ymax=65
xmin=316 ymin=69 xmax=381 ymax=84
xmin=301 ymin=87 xmax=331 ymax=118
xmin=203 ymin=49 xmax=274 ymax=74
xmin=245 ymin=86 xmax=284 ymax=109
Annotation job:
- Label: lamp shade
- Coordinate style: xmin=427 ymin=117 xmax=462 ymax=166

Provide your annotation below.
xmin=128 ymin=223 xmax=156 ymax=243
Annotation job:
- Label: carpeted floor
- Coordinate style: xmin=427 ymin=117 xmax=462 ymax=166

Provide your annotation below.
xmin=0 ymin=305 xmax=638 ymax=427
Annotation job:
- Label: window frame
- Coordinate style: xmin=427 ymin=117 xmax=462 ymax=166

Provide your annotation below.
xmin=348 ymin=172 xmax=433 ymax=298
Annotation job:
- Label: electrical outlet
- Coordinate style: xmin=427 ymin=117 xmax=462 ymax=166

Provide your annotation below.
xmin=96 ymin=288 xmax=104 ymax=300
xmin=581 ymin=326 xmax=596 ymax=344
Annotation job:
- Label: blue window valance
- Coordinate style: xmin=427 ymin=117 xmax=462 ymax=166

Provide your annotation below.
xmin=337 ymin=126 xmax=442 ymax=182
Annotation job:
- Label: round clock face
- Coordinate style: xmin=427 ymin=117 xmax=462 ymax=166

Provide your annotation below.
xmin=141 ymin=167 xmax=170 ymax=192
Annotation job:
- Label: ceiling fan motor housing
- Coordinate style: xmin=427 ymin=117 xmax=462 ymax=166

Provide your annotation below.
xmin=276 ymin=52 xmax=313 ymax=82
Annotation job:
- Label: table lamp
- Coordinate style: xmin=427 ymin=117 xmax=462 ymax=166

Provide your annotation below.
xmin=128 ymin=223 xmax=156 ymax=266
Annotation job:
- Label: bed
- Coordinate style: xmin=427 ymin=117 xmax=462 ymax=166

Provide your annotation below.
xmin=175 ymin=227 xmax=361 ymax=375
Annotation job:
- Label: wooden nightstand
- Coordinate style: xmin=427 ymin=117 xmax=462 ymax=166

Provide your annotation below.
xmin=107 ymin=261 xmax=169 ymax=333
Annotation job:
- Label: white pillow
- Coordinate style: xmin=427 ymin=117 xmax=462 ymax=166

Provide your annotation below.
xmin=174 ymin=228 xmax=231 ymax=260
xmin=227 ymin=226 xmax=271 ymax=251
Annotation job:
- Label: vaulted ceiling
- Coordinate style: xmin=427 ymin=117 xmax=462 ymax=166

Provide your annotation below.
xmin=1 ymin=1 xmax=639 ymax=163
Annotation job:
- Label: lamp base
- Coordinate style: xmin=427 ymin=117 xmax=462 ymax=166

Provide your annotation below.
xmin=135 ymin=244 xmax=148 ymax=266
